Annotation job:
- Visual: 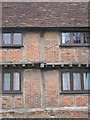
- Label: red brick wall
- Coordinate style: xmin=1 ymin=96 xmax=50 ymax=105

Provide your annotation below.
xmin=25 ymin=32 xmax=40 ymax=62
xmin=2 ymin=96 xmax=23 ymax=109
xmin=1 ymin=32 xmax=40 ymax=63
xmin=44 ymin=31 xmax=59 ymax=63
xmin=23 ymin=69 xmax=42 ymax=108
xmin=1 ymin=31 xmax=89 ymax=63
xmin=61 ymin=96 xmax=74 ymax=107
xmin=60 ymin=48 xmax=90 ymax=63
xmin=61 ymin=95 xmax=88 ymax=107
xmin=76 ymin=96 xmax=88 ymax=106
xmin=45 ymin=70 xmax=59 ymax=107
xmin=1 ymin=30 xmax=89 ymax=118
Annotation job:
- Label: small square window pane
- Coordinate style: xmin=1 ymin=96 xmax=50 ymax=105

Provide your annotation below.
xmin=73 ymin=32 xmax=80 ymax=44
xmin=13 ymin=72 xmax=20 ymax=90
xmin=84 ymin=33 xmax=90 ymax=44
xmin=61 ymin=33 xmax=70 ymax=44
xmin=4 ymin=73 xmax=10 ymax=90
xmin=13 ymin=33 xmax=22 ymax=44
xmin=3 ymin=33 xmax=11 ymax=44
xmin=73 ymin=73 xmax=81 ymax=90
xmin=84 ymin=72 xmax=90 ymax=90
xmin=62 ymin=73 xmax=70 ymax=90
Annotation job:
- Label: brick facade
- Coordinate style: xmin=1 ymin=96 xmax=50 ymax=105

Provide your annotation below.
xmin=1 ymin=31 xmax=90 ymax=63
xmin=1 ymin=2 xmax=89 ymax=118
xmin=1 ymin=30 xmax=89 ymax=118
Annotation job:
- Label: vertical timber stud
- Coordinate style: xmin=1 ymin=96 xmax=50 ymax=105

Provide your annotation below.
xmin=40 ymin=69 xmax=45 ymax=108
xmin=39 ymin=31 xmax=45 ymax=62
xmin=58 ymin=69 xmax=61 ymax=107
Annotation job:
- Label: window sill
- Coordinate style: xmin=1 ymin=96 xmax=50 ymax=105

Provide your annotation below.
xmin=2 ymin=91 xmax=22 ymax=95
xmin=0 ymin=45 xmax=24 ymax=49
xmin=59 ymin=44 xmax=90 ymax=47
xmin=60 ymin=91 xmax=90 ymax=94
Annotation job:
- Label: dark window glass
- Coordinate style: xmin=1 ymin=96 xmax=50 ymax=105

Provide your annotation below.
xmin=62 ymin=73 xmax=70 ymax=90
xmin=13 ymin=33 xmax=22 ymax=44
xmin=84 ymin=72 xmax=90 ymax=90
xmin=73 ymin=32 xmax=80 ymax=44
xmin=61 ymin=33 xmax=70 ymax=44
xmin=3 ymin=33 xmax=11 ymax=44
xmin=73 ymin=73 xmax=81 ymax=90
xmin=84 ymin=33 xmax=90 ymax=44
xmin=4 ymin=73 xmax=10 ymax=90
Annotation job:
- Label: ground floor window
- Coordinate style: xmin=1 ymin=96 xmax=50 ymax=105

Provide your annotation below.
xmin=61 ymin=70 xmax=90 ymax=93
xmin=2 ymin=69 xmax=22 ymax=93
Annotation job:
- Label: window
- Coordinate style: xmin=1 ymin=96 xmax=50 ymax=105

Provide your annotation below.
xmin=84 ymin=72 xmax=90 ymax=90
xmin=73 ymin=32 xmax=80 ymax=44
xmin=2 ymin=70 xmax=21 ymax=93
xmin=4 ymin=73 xmax=10 ymax=90
xmin=62 ymin=73 xmax=70 ymax=90
xmin=61 ymin=32 xmax=90 ymax=46
xmin=61 ymin=70 xmax=90 ymax=93
xmin=3 ymin=33 xmax=11 ymax=44
xmin=84 ymin=32 xmax=90 ymax=44
xmin=61 ymin=33 xmax=70 ymax=44
xmin=73 ymin=73 xmax=81 ymax=90
xmin=2 ymin=33 xmax=23 ymax=46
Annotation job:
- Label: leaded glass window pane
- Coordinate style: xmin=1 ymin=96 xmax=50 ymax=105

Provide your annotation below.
xmin=13 ymin=72 xmax=20 ymax=90
xmin=73 ymin=73 xmax=81 ymax=90
xmin=4 ymin=73 xmax=10 ymax=90
xmin=62 ymin=73 xmax=70 ymax=90
xmin=61 ymin=33 xmax=70 ymax=44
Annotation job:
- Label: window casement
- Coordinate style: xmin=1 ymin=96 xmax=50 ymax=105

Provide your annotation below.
xmin=61 ymin=70 xmax=90 ymax=94
xmin=60 ymin=32 xmax=90 ymax=46
xmin=2 ymin=32 xmax=23 ymax=47
xmin=2 ymin=70 xmax=22 ymax=94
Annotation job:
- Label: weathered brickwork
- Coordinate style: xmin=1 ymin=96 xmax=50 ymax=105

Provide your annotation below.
xmin=1 ymin=30 xmax=89 ymax=118
xmin=44 ymin=31 xmax=59 ymax=63
xmin=2 ymin=96 xmax=12 ymax=109
xmin=61 ymin=95 xmax=88 ymax=107
xmin=1 ymin=31 xmax=90 ymax=63
xmin=76 ymin=95 xmax=88 ymax=106
xmin=23 ymin=69 xmax=42 ymax=108
xmin=2 ymin=69 xmax=88 ymax=109
xmin=61 ymin=96 xmax=74 ymax=107
xmin=1 ymin=2 xmax=89 ymax=118
xmin=2 ymin=95 xmax=23 ymax=109
xmin=60 ymin=48 xmax=90 ymax=63
xmin=44 ymin=70 xmax=59 ymax=107
xmin=1 ymin=110 xmax=89 ymax=118
xmin=25 ymin=32 xmax=40 ymax=62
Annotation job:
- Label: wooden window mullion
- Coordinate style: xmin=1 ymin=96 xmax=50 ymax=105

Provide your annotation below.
xmin=21 ymin=33 xmax=23 ymax=45
xmin=70 ymin=33 xmax=73 ymax=45
xmin=19 ymin=72 xmax=21 ymax=91
xmin=61 ymin=73 xmax=63 ymax=91
xmin=11 ymin=33 xmax=13 ymax=45
xmin=10 ymin=71 xmax=13 ymax=92
xmin=80 ymin=32 xmax=84 ymax=44
xmin=2 ymin=72 xmax=4 ymax=91
xmin=70 ymin=71 xmax=73 ymax=91
xmin=81 ymin=72 xmax=84 ymax=91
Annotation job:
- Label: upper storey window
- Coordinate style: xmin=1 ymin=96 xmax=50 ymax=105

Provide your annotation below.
xmin=2 ymin=33 xmax=23 ymax=47
xmin=61 ymin=33 xmax=70 ymax=44
xmin=84 ymin=32 xmax=90 ymax=44
xmin=61 ymin=32 xmax=90 ymax=46
xmin=73 ymin=32 xmax=80 ymax=44
xmin=3 ymin=33 xmax=11 ymax=44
